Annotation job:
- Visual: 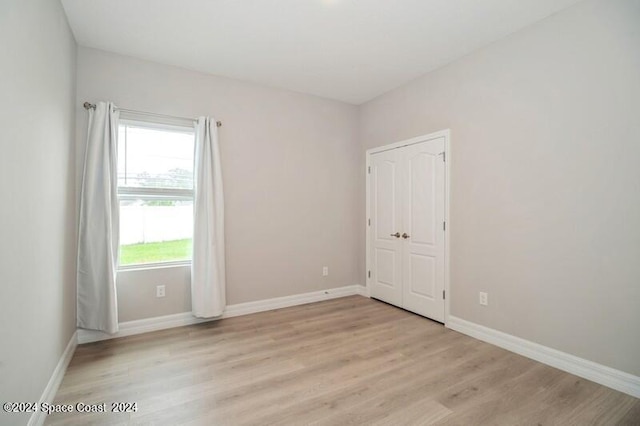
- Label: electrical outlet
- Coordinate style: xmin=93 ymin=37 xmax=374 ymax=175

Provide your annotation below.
xmin=479 ymin=292 xmax=488 ymax=306
xmin=156 ymin=285 xmax=166 ymax=298
xmin=322 ymin=266 xmax=329 ymax=276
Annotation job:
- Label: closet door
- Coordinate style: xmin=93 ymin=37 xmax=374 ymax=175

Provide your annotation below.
xmin=370 ymin=149 xmax=403 ymax=306
xmin=401 ymin=138 xmax=446 ymax=321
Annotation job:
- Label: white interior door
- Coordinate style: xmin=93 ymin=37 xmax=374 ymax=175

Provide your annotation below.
xmin=370 ymin=148 xmax=403 ymax=306
xmin=401 ymin=138 xmax=445 ymax=321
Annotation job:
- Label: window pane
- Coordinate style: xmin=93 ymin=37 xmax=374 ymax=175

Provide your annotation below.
xmin=118 ymin=124 xmax=194 ymax=190
xmin=119 ymin=199 xmax=193 ymax=266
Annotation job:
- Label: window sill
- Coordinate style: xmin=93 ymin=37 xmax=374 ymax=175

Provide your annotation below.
xmin=118 ymin=261 xmax=191 ymax=272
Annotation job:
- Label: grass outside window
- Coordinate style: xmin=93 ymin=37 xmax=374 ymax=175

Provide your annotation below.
xmin=120 ymin=238 xmax=192 ymax=266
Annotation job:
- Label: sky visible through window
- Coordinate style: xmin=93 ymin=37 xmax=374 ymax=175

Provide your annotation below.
xmin=118 ymin=124 xmax=194 ymax=190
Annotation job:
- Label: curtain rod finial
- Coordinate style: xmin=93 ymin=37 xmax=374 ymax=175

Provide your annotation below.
xmin=83 ymin=102 xmax=96 ymax=110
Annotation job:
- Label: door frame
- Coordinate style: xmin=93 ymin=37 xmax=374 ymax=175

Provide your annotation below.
xmin=365 ymin=129 xmax=451 ymax=326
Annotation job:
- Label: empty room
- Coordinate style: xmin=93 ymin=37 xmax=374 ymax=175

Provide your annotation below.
xmin=1 ymin=0 xmax=639 ymax=425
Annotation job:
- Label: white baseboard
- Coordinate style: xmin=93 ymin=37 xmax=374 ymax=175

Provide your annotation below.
xmin=28 ymin=331 xmax=78 ymax=426
xmin=447 ymin=316 xmax=640 ymax=399
xmin=78 ymin=285 xmax=366 ymax=344
xmin=354 ymin=284 xmax=370 ymax=297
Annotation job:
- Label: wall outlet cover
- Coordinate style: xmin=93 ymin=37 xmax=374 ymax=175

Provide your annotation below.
xmin=479 ymin=292 xmax=488 ymax=306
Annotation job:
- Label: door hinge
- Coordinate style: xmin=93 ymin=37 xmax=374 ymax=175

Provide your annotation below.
xmin=368 ymin=218 xmax=371 ymax=226
xmin=443 ymin=290 xmax=446 ymax=299
xmin=440 ymin=151 xmax=446 ymax=162
xmin=368 ymin=270 xmax=371 ymax=278
xmin=368 ymin=166 xmax=371 ymax=174
xmin=443 ymin=221 xmax=446 ymax=231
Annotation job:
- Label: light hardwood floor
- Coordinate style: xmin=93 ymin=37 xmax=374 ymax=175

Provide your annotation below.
xmin=48 ymin=296 xmax=640 ymax=425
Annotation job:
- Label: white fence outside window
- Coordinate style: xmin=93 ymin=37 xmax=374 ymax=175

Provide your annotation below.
xmin=120 ymin=205 xmax=192 ymax=245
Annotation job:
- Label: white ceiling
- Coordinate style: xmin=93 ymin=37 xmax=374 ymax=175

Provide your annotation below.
xmin=61 ymin=0 xmax=583 ymax=104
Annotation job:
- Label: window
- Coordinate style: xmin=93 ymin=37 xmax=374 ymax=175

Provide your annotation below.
xmin=117 ymin=118 xmax=195 ymax=267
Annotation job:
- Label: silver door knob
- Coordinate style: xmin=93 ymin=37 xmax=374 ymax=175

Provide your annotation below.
xmin=402 ymin=233 xmax=410 ymax=239
xmin=390 ymin=232 xmax=401 ymax=238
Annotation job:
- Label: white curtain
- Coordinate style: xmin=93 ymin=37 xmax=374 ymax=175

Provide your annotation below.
xmin=77 ymin=102 xmax=120 ymax=334
xmin=192 ymin=117 xmax=226 ymax=318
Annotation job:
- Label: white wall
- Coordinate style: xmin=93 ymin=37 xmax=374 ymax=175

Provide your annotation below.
xmin=76 ymin=47 xmax=361 ymax=322
xmin=0 ymin=1 xmax=77 ymax=425
xmin=359 ymin=0 xmax=640 ymax=376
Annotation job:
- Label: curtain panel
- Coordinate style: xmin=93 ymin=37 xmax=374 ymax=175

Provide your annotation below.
xmin=77 ymin=102 xmax=119 ymax=333
xmin=192 ymin=117 xmax=226 ymax=318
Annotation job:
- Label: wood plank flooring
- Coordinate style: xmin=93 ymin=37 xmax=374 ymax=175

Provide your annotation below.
xmin=47 ymin=296 xmax=640 ymax=425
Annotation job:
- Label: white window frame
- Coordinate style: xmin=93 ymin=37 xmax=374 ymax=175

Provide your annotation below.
xmin=116 ymin=117 xmax=196 ymax=271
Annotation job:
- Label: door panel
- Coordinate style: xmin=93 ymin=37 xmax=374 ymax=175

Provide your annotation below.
xmin=409 ymin=152 xmax=436 ymax=246
xmin=401 ymin=138 xmax=445 ymax=321
xmin=375 ymin=248 xmax=397 ymax=287
xmin=370 ymin=149 xmax=402 ymax=306
xmin=408 ymin=253 xmax=436 ymax=298
xmin=374 ymin=160 xmax=397 ymax=242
